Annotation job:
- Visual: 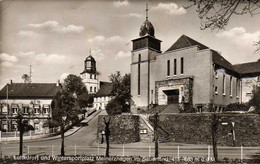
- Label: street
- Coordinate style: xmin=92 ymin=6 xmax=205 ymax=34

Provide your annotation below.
xmin=0 ymin=110 xmax=260 ymax=160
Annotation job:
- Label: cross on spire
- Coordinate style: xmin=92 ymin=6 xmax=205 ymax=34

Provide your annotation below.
xmin=146 ymin=3 xmax=148 ymax=20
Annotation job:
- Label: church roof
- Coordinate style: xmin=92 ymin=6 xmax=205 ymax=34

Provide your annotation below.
xmin=233 ymin=60 xmax=260 ymax=77
xmin=0 ymin=83 xmax=61 ymax=99
xmin=85 ymin=55 xmax=95 ymax=62
xmin=94 ymin=81 xmax=113 ymax=97
xmin=139 ymin=19 xmax=155 ymax=37
xmin=166 ymin=35 xmax=208 ymax=52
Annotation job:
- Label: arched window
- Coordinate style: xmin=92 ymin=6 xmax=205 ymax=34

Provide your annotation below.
xmin=90 ymin=86 xmax=93 ymax=92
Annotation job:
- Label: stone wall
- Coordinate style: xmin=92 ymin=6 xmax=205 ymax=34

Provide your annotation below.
xmin=149 ymin=113 xmax=260 ymax=146
xmin=97 ymin=115 xmax=140 ymax=144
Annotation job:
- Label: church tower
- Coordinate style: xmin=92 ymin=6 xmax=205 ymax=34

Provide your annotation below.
xmin=131 ymin=4 xmax=161 ymax=110
xmin=81 ymin=50 xmax=100 ymax=94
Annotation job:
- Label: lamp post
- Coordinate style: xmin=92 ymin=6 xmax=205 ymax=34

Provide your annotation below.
xmin=61 ymin=115 xmax=67 ymax=156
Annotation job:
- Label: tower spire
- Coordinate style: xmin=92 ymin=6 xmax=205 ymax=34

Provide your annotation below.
xmin=89 ymin=48 xmax=91 ymax=56
xmin=146 ymin=3 xmax=148 ymax=20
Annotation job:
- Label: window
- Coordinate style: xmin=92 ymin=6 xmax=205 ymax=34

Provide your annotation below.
xmin=12 ymin=108 xmax=18 ymax=114
xmin=23 ymin=107 xmax=29 ymax=114
xmin=2 ymin=105 xmax=8 ymax=114
xmin=230 ymin=77 xmax=233 ymax=96
xmin=215 ymin=86 xmax=218 ymax=94
xmin=43 ymin=108 xmax=48 ymax=114
xmin=94 ymin=74 xmax=96 ymax=79
xmin=223 ymin=74 xmax=226 ymax=95
xmin=181 ymin=57 xmax=184 ymax=74
xmin=215 ymin=70 xmax=218 ymax=79
xmin=138 ymin=54 xmax=141 ymax=95
xmin=167 ymin=60 xmax=170 ymax=76
xmin=34 ymin=108 xmax=39 ymax=114
xmin=197 ymin=106 xmax=202 ymax=113
xmin=174 ymin=59 xmax=177 ymax=75
xmin=90 ymin=86 xmax=93 ymax=93
xmin=90 ymin=74 xmax=92 ymax=79
xmin=94 ymin=87 xmax=96 ymax=93
xmin=236 ymin=79 xmax=239 ymax=98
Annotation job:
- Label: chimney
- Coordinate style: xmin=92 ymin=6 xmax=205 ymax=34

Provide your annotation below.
xmin=56 ymin=79 xmax=60 ymax=86
xmin=9 ymin=79 xmax=13 ymax=84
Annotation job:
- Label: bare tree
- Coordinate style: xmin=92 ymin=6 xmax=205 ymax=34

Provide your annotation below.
xmin=186 ymin=0 xmax=260 ymax=51
xmin=103 ymin=117 xmax=111 ymax=157
xmin=187 ymin=0 xmax=260 ymax=30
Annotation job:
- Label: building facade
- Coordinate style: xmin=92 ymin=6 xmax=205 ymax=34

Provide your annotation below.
xmin=131 ymin=16 xmax=260 ymax=112
xmin=80 ymin=54 xmax=114 ymax=110
xmin=0 ymin=82 xmax=61 ymax=132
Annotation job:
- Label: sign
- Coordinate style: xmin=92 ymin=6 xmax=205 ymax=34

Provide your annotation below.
xmin=140 ymin=129 xmax=147 ymax=134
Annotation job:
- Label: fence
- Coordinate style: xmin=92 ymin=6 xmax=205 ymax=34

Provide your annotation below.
xmin=0 ymin=145 xmax=259 ymax=161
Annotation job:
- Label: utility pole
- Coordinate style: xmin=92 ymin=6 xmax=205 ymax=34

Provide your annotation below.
xmin=29 ymin=65 xmax=32 ymax=83
xmin=154 ymin=112 xmax=159 ymax=158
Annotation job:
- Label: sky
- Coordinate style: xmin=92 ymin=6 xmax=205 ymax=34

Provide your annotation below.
xmin=0 ymin=0 xmax=260 ymax=89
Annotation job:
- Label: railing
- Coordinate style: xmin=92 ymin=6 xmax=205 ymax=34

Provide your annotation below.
xmin=0 ymin=145 xmax=259 ymax=161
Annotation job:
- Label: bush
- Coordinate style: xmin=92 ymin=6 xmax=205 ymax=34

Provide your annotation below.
xmin=225 ymin=103 xmax=249 ymax=112
xmin=106 ymin=98 xmax=123 ymax=115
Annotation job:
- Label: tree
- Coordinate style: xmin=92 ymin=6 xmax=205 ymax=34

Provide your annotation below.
xmin=103 ymin=117 xmax=111 ymax=157
xmin=50 ymin=74 xmax=86 ymax=156
xmin=16 ymin=114 xmax=34 ymax=156
xmin=22 ymin=74 xmax=31 ymax=83
xmin=106 ymin=72 xmax=131 ymax=115
xmin=187 ymin=0 xmax=260 ymax=51
xmin=187 ymin=0 xmax=260 ymax=30
xmin=248 ymin=87 xmax=260 ymax=114
xmin=211 ymin=113 xmax=219 ymax=162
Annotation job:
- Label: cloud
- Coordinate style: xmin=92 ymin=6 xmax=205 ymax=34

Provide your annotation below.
xmin=128 ymin=13 xmax=143 ymax=18
xmin=35 ymin=53 xmax=66 ymax=63
xmin=0 ymin=53 xmax=18 ymax=63
xmin=216 ymin=27 xmax=260 ymax=48
xmin=152 ymin=3 xmax=186 ymax=15
xmin=18 ymin=51 xmax=66 ymax=64
xmin=88 ymin=35 xmax=123 ymax=43
xmin=0 ymin=53 xmax=18 ymax=68
xmin=113 ymin=0 xmax=129 ymax=7
xmin=115 ymin=51 xmax=131 ymax=59
xmin=87 ymin=35 xmax=106 ymax=43
xmin=27 ymin=20 xmax=84 ymax=34
xmin=18 ymin=30 xmax=42 ymax=38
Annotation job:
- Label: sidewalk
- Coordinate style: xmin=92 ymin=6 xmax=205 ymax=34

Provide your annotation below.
xmin=1 ymin=110 xmax=102 ymax=143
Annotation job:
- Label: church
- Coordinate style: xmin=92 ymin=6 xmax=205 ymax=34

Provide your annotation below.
xmin=80 ymin=53 xmax=113 ymax=110
xmin=131 ymin=11 xmax=260 ymax=113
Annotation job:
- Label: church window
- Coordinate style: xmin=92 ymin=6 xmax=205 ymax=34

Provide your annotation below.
xmin=90 ymin=86 xmax=93 ymax=93
xmin=223 ymin=74 xmax=226 ymax=95
xmin=181 ymin=57 xmax=184 ymax=74
xmin=138 ymin=54 xmax=141 ymax=95
xmin=174 ymin=59 xmax=177 ymax=75
xmin=167 ymin=60 xmax=170 ymax=76
xmin=230 ymin=77 xmax=233 ymax=96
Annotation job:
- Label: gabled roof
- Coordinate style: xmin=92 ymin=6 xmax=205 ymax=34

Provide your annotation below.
xmin=0 ymin=83 xmax=61 ymax=99
xmin=166 ymin=34 xmax=208 ymax=52
xmin=94 ymin=81 xmax=113 ymax=97
xmin=233 ymin=60 xmax=260 ymax=77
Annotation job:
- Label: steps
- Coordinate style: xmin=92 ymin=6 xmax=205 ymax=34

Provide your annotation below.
xmin=161 ymin=104 xmax=180 ymax=113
